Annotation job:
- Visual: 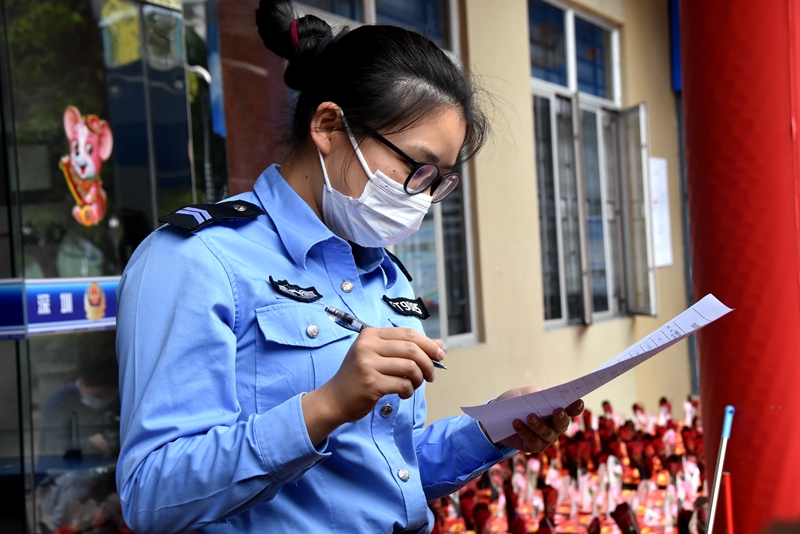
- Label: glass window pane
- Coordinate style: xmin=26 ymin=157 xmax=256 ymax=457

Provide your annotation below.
xmin=10 ymin=0 xmax=139 ymax=278
xmin=533 ymin=96 xmax=562 ymax=320
xmin=0 ymin=340 xmax=22 ymax=524
xmin=0 ymin=163 xmax=12 ymax=279
xmin=603 ymin=111 xmax=624 ymax=312
xmin=441 ymin=172 xmax=471 ymax=336
xmin=555 ymin=97 xmax=583 ymax=322
xmin=300 ymin=0 xmax=363 ymax=21
xmin=580 ymin=110 xmax=608 ymax=313
xmin=143 ymin=6 xmax=195 ymax=217
xmin=103 ymin=0 xmax=159 ymax=266
xmin=393 ymin=212 xmax=441 ymax=339
xmin=0 ymin=344 xmax=21 ymax=459
xmin=529 ymin=0 xmax=567 ymax=86
xmin=4 ymin=1 xmax=200 ymax=530
xmin=30 ymin=330 xmax=121 ymax=532
xmin=575 ymin=17 xmax=612 ymax=98
xmin=376 ymin=0 xmax=450 ymax=49
xmin=184 ymin=1 xmax=230 ymax=203
xmin=620 ymin=104 xmax=656 ymax=315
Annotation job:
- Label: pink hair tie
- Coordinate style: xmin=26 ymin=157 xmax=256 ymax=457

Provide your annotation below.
xmin=290 ymin=19 xmax=300 ymax=52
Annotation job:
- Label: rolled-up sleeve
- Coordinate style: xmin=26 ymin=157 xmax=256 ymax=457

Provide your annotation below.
xmin=115 ymin=228 xmax=328 ymax=534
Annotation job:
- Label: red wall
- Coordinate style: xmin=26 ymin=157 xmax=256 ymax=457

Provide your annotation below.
xmin=681 ymin=0 xmax=800 ymax=532
xmin=218 ymin=0 xmax=290 ymax=195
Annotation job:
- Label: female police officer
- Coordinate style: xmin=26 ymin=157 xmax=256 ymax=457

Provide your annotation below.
xmin=115 ymin=1 xmax=584 ymax=532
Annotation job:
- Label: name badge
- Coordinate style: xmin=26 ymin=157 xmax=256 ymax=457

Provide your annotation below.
xmin=269 ymin=276 xmax=322 ymax=303
xmin=382 ymin=295 xmax=430 ymax=320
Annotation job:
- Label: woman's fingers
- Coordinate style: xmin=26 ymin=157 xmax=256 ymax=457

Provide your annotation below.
xmin=535 ymin=412 xmax=563 ymax=441
xmin=512 ymin=405 xmax=579 ymax=453
xmin=381 ymin=375 xmax=416 ymax=399
xmin=373 ymin=327 xmax=444 ymax=363
xmin=512 ymin=419 xmax=549 ymax=453
xmin=518 ymin=410 xmax=564 ymax=449
xmin=376 ymin=338 xmax=434 ymax=376
xmin=565 ymin=399 xmax=585 ymax=418
xmin=323 ymin=328 xmax=435 ymax=424
xmin=551 ymin=408 xmax=571 ymax=433
xmin=372 ymin=354 xmax=426 ymax=389
xmin=361 ymin=328 xmax=441 ymax=382
xmin=493 ymin=387 xmax=586 ymax=453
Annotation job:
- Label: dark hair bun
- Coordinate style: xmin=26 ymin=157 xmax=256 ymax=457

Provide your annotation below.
xmin=255 ymin=1 xmax=489 ymax=159
xmin=255 ymin=0 xmax=334 ymax=90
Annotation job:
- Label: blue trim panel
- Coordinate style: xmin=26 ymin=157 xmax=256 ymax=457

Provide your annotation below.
xmin=0 ymin=280 xmax=25 ymax=339
xmin=670 ymin=0 xmax=682 ymax=92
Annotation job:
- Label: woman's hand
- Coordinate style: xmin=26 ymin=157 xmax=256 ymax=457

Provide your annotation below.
xmin=302 ymin=327 xmax=445 ymax=445
xmin=492 ymin=386 xmax=584 ymax=453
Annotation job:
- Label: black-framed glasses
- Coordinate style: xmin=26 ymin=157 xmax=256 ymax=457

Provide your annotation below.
xmin=353 ymin=123 xmax=463 ymax=203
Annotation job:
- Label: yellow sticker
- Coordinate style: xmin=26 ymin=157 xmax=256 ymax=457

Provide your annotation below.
xmin=143 ymin=0 xmax=181 ymax=10
xmin=100 ymin=0 xmax=142 ymax=67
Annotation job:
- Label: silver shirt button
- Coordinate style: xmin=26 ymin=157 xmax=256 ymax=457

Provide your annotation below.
xmin=306 ymin=324 xmax=319 ymax=338
xmin=340 ymin=280 xmax=354 ymax=293
xmin=379 ymin=404 xmax=393 ymax=417
xmin=233 ymin=204 xmax=247 ymax=212
xmin=397 ymin=469 xmax=410 ymax=482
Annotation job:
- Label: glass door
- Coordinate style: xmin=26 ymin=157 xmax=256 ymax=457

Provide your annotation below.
xmin=0 ymin=0 xmax=223 ymax=531
xmin=0 ymin=91 xmax=24 ymax=531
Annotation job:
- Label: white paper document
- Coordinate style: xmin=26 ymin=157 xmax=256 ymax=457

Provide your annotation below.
xmin=461 ymin=294 xmax=732 ymax=442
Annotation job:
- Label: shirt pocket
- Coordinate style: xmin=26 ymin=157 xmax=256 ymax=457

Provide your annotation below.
xmin=254 ymin=303 xmax=354 ymax=412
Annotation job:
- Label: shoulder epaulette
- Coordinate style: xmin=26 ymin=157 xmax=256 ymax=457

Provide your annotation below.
xmin=159 ymin=201 xmax=265 ymax=231
xmin=385 ymin=249 xmax=413 ymax=282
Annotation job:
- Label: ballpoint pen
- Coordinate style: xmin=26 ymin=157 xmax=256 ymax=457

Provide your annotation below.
xmin=325 ymin=305 xmax=447 ymax=370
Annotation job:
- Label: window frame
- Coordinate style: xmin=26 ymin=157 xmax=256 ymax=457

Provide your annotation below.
xmin=617 ymin=102 xmax=658 ymax=316
xmin=297 ymin=0 xmax=460 ymax=51
xmin=433 ymin=162 xmax=479 ymax=349
xmin=532 ymin=88 xmax=620 ymax=327
xmin=531 ymin=0 xmax=644 ymax=329
xmin=533 ymin=0 xmax=621 ymax=107
xmin=578 ymin=102 xmax=620 ymax=320
xmin=296 ymin=1 xmax=477 ymax=347
xmin=532 ymin=88 xmax=568 ymax=325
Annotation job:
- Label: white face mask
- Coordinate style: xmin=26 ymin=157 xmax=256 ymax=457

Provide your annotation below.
xmin=318 ymin=116 xmax=432 ymax=248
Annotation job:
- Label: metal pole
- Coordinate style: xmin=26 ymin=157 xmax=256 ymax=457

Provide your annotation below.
xmin=707 ymin=405 xmax=735 ymax=534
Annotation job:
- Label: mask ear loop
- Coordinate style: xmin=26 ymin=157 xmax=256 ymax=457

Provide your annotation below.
xmin=340 ymin=110 xmax=432 ymax=207
xmin=340 ymin=111 xmax=377 ymax=181
xmin=317 ymin=148 xmax=336 ymax=191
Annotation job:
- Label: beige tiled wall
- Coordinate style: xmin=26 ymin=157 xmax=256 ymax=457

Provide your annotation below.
xmin=424 ymin=0 xmax=690 ymax=426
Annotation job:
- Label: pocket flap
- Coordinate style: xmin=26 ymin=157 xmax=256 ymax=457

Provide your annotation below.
xmin=255 ymin=303 xmax=354 ymax=347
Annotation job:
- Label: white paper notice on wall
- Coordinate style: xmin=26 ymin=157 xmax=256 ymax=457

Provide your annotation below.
xmin=650 ymin=157 xmax=673 ymax=267
xmin=461 ymin=294 xmax=733 ymax=442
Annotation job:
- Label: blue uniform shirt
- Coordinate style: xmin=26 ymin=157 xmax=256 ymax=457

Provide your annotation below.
xmin=116 ymin=165 xmax=511 ymax=533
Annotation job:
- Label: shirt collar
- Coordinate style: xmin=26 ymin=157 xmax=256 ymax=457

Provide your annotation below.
xmin=352 ymin=244 xmax=398 ymax=288
xmin=253 ymin=165 xmax=331 ymax=269
xmin=252 ymin=165 xmax=398 ymax=287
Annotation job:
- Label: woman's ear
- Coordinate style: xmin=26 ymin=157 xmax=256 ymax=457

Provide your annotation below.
xmin=309 ymin=102 xmax=343 ymax=156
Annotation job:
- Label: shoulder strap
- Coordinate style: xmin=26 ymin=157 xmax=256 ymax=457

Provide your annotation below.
xmin=159 ymin=201 xmax=264 ymax=231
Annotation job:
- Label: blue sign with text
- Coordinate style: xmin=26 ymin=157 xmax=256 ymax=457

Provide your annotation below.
xmin=25 ymin=277 xmax=119 ymax=335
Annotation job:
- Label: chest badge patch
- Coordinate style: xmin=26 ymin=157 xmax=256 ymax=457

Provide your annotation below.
xmin=269 ymin=276 xmax=322 ymax=303
xmin=382 ymin=295 xmax=430 ymax=320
